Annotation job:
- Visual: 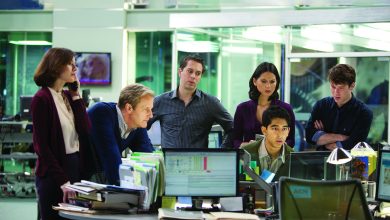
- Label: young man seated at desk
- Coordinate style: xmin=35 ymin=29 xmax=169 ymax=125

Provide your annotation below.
xmin=241 ymin=105 xmax=293 ymax=180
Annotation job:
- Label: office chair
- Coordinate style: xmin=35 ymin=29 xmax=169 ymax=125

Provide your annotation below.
xmin=278 ymin=177 xmax=373 ymax=220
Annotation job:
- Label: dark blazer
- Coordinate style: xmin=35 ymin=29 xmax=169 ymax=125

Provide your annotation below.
xmin=31 ymin=87 xmax=91 ymax=186
xmin=88 ymin=102 xmax=154 ymax=185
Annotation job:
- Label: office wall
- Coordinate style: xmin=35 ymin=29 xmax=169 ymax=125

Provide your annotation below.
xmin=51 ymin=0 xmax=129 ymax=103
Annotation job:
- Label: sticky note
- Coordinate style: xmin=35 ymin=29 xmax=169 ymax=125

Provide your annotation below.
xmin=177 ymin=196 xmax=192 ymax=206
xmin=260 ymin=169 xmax=275 ymax=183
xmin=161 ymin=196 xmax=176 ymax=209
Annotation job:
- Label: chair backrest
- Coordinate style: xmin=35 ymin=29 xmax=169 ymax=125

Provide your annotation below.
xmin=278 ymin=177 xmax=373 ymax=220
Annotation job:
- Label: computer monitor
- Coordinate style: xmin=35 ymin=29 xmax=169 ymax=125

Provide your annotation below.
xmin=20 ymin=95 xmax=33 ymax=121
xmin=278 ymin=177 xmax=372 ymax=220
xmin=208 ymin=131 xmax=222 ymax=148
xmin=289 ymin=151 xmax=340 ymax=180
xmin=375 ymin=149 xmax=390 ymax=202
xmin=163 ymin=148 xmax=238 ymax=197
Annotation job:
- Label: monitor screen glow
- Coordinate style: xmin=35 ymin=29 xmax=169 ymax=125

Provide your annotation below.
xmin=208 ymin=131 xmax=222 ymax=148
xmin=163 ymin=149 xmax=238 ymax=197
xmin=376 ymin=149 xmax=390 ymax=202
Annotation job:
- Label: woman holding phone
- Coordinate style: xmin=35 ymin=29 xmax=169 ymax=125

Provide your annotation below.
xmin=31 ymin=48 xmax=91 ymax=220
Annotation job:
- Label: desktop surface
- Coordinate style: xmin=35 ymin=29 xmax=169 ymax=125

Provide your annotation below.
xmin=59 ymin=211 xmax=156 ymax=220
xmin=60 ymin=210 xmax=267 ymax=220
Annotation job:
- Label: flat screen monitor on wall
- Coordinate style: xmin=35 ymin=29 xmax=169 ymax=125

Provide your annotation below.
xmin=75 ymin=52 xmax=111 ymax=85
xmin=163 ymin=148 xmax=238 ymax=197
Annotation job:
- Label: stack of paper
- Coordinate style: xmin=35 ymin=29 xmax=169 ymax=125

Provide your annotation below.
xmin=119 ymin=151 xmax=165 ymax=210
xmin=59 ymin=180 xmax=147 ymax=213
xmin=67 ymin=197 xmax=132 ymax=212
xmin=53 ymin=203 xmax=96 ymax=214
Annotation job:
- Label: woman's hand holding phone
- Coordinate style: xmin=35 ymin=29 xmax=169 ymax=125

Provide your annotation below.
xmin=67 ymin=79 xmax=80 ymax=99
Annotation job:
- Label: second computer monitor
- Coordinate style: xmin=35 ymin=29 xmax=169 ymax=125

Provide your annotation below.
xmin=208 ymin=131 xmax=222 ymax=148
xmin=163 ymin=148 xmax=238 ymax=197
xmin=289 ymin=151 xmax=340 ymax=180
xmin=376 ymin=149 xmax=390 ymax=202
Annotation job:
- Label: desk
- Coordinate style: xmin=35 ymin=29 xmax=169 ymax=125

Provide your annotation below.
xmin=59 ymin=211 xmax=157 ymax=220
xmin=59 ymin=211 xmax=268 ymax=220
xmin=0 ymin=121 xmax=32 ymax=143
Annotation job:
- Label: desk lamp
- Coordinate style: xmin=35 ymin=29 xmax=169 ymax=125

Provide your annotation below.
xmin=327 ymin=146 xmax=352 ymax=180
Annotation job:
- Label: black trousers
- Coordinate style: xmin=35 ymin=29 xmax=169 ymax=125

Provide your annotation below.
xmin=36 ymin=152 xmax=80 ymax=220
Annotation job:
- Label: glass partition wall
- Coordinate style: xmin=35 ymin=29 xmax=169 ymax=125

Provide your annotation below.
xmin=0 ymin=32 xmax=51 ymax=118
xmin=136 ymin=23 xmax=388 ymax=149
xmin=1 ymin=25 xmax=387 ymax=149
xmin=174 ymin=28 xmax=282 ymax=113
xmin=286 ymin=24 xmax=390 ymax=149
xmin=131 ymin=31 xmax=173 ymax=95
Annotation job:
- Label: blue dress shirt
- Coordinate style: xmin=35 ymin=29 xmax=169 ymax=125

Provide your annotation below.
xmin=305 ymin=95 xmax=373 ymax=150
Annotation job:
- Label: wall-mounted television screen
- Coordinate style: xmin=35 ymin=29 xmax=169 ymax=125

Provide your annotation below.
xmin=75 ymin=52 xmax=111 ymax=85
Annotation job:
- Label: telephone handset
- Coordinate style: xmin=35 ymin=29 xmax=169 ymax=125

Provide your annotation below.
xmin=67 ymin=81 xmax=79 ymax=91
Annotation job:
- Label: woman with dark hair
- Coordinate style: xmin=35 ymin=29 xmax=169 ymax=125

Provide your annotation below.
xmin=32 ymin=48 xmax=91 ymax=219
xmin=232 ymin=62 xmax=295 ymax=148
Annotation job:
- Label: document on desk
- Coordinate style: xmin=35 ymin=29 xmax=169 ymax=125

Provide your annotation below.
xmin=209 ymin=212 xmax=260 ymax=220
xmin=65 ymin=184 xmax=97 ymax=194
xmin=158 ymin=208 xmax=204 ymax=220
xmin=52 ymin=203 xmax=97 ymax=214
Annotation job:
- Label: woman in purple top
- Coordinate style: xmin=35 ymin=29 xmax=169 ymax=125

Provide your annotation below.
xmin=233 ymin=62 xmax=295 ymax=148
xmin=32 ymin=48 xmax=91 ymax=220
